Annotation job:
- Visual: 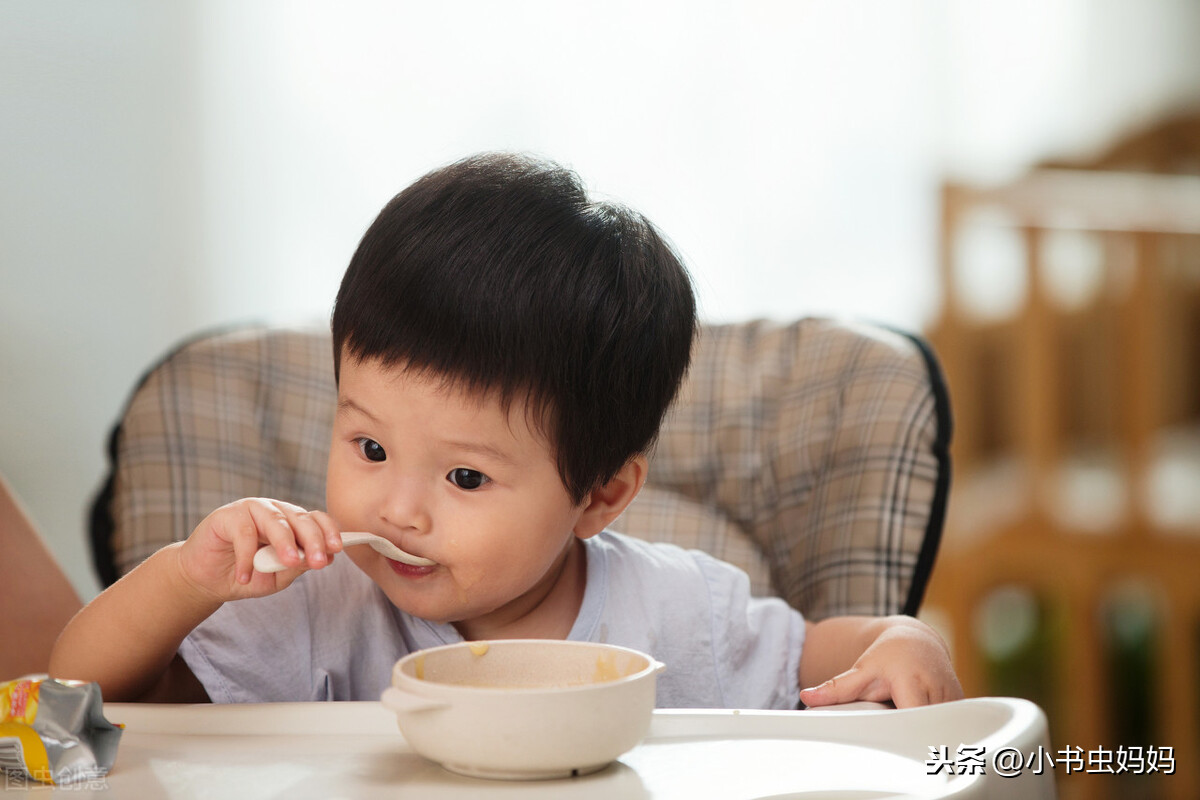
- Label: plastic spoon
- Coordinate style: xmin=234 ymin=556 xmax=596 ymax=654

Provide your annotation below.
xmin=252 ymin=531 xmax=436 ymax=573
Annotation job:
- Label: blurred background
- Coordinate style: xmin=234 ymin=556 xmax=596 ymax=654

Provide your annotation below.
xmin=3 ymin=2 xmax=1199 ymax=797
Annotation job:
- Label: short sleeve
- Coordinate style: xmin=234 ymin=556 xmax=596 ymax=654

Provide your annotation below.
xmin=180 ymin=582 xmax=322 ymax=703
xmin=693 ymin=549 xmax=806 ymax=710
xmin=580 ymin=531 xmax=805 ymax=710
xmin=178 ymin=556 xmax=410 ymax=702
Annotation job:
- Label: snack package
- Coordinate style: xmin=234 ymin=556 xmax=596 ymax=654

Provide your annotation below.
xmin=0 ymin=677 xmax=123 ymax=785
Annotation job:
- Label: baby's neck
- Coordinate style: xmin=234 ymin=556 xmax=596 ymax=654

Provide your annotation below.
xmin=453 ymin=538 xmax=587 ymax=642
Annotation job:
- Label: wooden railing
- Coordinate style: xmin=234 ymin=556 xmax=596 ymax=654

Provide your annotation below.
xmin=924 ymin=168 xmax=1200 ymax=800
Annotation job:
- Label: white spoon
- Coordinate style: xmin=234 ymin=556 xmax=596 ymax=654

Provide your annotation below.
xmin=252 ymin=531 xmax=436 ymax=573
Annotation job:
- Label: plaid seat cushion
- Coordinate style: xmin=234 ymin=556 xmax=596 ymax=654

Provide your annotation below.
xmin=94 ymin=318 xmax=949 ymax=621
xmin=620 ymin=319 xmax=949 ymax=618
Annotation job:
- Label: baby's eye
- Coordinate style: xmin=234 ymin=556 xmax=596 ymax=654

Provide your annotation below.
xmin=447 ymin=468 xmax=490 ymax=490
xmin=355 ymin=438 xmax=387 ymax=463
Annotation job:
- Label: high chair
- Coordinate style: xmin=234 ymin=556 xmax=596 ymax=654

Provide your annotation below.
xmin=89 ymin=318 xmax=951 ymax=623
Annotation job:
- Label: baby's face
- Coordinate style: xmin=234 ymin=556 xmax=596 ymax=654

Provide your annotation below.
xmin=325 ymin=354 xmax=588 ymax=637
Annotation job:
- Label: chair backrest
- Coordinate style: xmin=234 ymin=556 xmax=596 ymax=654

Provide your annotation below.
xmin=91 ymin=318 xmax=951 ymax=621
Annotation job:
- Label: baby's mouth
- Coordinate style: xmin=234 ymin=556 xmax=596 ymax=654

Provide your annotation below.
xmin=387 ymin=555 xmax=438 ymax=576
xmin=389 ymin=547 xmax=436 ymax=568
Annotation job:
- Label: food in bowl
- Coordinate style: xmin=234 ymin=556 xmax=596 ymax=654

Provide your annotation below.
xmin=381 ymin=639 xmax=664 ymax=780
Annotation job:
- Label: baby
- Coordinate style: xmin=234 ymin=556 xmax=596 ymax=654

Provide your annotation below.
xmin=51 ymin=153 xmax=961 ymax=709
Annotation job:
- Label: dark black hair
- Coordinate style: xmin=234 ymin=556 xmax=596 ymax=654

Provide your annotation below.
xmin=332 ymin=152 xmax=696 ymax=503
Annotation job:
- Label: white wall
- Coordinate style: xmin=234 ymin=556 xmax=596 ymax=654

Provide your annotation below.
xmin=4 ymin=0 xmax=1200 ymax=600
xmin=2 ymin=2 xmax=206 ymax=597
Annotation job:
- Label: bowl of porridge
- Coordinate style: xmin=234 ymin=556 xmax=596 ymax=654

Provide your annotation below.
xmin=381 ymin=639 xmax=664 ymax=780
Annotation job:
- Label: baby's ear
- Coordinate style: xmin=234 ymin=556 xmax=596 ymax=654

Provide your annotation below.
xmin=573 ymin=456 xmax=647 ymax=539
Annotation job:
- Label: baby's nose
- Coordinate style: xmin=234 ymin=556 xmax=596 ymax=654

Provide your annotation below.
xmin=379 ymin=482 xmax=432 ymax=532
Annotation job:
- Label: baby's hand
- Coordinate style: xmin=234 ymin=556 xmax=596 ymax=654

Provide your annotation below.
xmin=175 ymin=498 xmax=343 ymax=602
xmin=799 ymin=616 xmax=963 ymax=709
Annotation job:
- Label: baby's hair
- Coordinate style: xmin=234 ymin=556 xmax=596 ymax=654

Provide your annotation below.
xmin=332 ymin=152 xmax=696 ymax=503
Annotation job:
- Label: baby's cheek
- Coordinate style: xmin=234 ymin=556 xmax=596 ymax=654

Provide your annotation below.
xmin=450 ymin=562 xmax=486 ymax=594
xmin=323 ymin=463 xmax=359 ymax=524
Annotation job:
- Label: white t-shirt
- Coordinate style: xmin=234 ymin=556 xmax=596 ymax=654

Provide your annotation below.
xmin=179 ymin=530 xmax=806 ymax=709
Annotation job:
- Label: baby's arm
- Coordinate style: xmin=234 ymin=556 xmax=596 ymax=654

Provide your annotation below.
xmin=797 ymin=615 xmax=963 ymax=708
xmin=49 ymin=498 xmax=341 ymax=702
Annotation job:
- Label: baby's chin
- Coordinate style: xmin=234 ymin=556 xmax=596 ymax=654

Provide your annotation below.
xmin=359 ymin=568 xmax=469 ymax=623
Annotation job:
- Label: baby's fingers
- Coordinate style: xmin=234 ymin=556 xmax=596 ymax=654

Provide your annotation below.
xmin=246 ymin=499 xmax=306 ymax=575
xmin=886 ymin=675 xmax=963 ymax=708
xmin=279 ymin=506 xmax=336 ymax=569
xmin=889 ymin=679 xmax=933 ymax=709
xmin=800 ymin=667 xmax=879 ymax=708
xmin=310 ymin=510 xmax=344 ymax=554
xmin=231 ymin=521 xmax=272 ymax=584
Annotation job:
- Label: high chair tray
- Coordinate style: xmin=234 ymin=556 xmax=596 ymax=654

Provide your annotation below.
xmin=23 ymin=698 xmax=1053 ymax=798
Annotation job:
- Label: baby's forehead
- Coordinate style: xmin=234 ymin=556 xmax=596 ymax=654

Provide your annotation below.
xmin=347 ymin=355 xmax=558 ymax=441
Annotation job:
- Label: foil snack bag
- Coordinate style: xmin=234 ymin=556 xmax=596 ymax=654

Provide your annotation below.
xmin=0 ymin=678 xmax=122 ymax=785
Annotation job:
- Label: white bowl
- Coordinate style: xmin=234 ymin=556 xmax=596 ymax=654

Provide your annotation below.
xmin=381 ymin=639 xmax=664 ymax=780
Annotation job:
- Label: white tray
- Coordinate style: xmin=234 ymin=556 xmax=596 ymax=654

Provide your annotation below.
xmin=23 ymin=698 xmax=1054 ymax=799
